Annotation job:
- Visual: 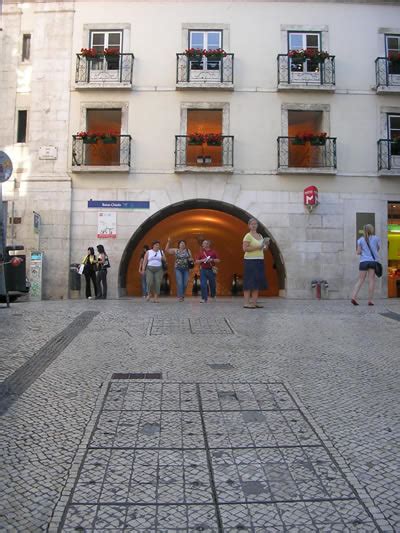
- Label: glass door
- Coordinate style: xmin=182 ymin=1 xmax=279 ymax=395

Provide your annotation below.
xmin=289 ymin=32 xmax=321 ymax=83
xmin=89 ymin=31 xmax=122 ymax=80
xmin=188 ymin=30 xmax=222 ymax=81
xmin=386 ymin=34 xmax=400 ymax=76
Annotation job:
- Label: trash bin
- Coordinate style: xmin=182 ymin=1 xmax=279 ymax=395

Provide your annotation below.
xmin=69 ymin=263 xmax=81 ymax=298
xmin=5 ymin=248 xmax=26 ymax=292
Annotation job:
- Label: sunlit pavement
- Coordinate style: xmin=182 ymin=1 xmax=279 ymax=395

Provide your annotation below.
xmin=0 ymin=298 xmax=399 ymax=531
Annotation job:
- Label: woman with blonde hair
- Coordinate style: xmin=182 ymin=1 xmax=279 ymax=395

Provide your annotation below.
xmin=242 ymin=218 xmax=270 ymax=308
xmin=351 ymin=224 xmax=381 ymax=306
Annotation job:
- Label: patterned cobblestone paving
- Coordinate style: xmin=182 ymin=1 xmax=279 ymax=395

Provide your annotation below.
xmin=54 ymin=381 xmax=382 ymax=531
xmin=0 ymin=298 xmax=399 ymax=531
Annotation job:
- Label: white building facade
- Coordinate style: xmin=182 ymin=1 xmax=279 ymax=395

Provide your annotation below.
xmin=1 ymin=0 xmax=400 ymax=299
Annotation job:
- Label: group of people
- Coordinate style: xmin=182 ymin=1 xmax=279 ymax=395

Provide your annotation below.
xmin=138 ymin=217 xmax=271 ymax=307
xmin=81 ymin=220 xmax=382 ymax=307
xmin=81 ymin=244 xmax=110 ymax=299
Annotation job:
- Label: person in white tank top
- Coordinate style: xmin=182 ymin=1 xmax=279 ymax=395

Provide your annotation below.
xmin=141 ymin=240 xmax=166 ymax=302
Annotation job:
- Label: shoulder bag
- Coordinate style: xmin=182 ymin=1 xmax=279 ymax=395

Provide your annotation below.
xmin=187 ymin=249 xmax=194 ymax=269
xmin=365 ymin=238 xmax=382 ymax=278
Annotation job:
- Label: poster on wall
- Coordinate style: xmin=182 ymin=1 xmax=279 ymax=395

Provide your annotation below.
xmin=97 ymin=212 xmax=117 ymax=239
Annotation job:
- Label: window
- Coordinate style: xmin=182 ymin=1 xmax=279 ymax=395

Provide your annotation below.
xmin=22 ymin=34 xmax=31 ymax=61
xmin=17 ymin=110 xmax=27 ymax=143
xmin=288 ymin=110 xmax=324 ymax=167
xmin=90 ymin=30 xmax=122 ymax=71
xmin=388 ymin=114 xmax=400 ymax=155
xmin=386 ymin=34 xmax=400 ymax=75
xmin=188 ymin=30 xmax=222 ymax=72
xmin=85 ymin=109 xmax=122 ymax=166
xmin=187 ymin=109 xmax=223 ymax=167
xmin=288 ymin=32 xmax=320 ymax=73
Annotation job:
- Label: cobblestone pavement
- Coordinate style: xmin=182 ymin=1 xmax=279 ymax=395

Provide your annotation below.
xmin=0 ymin=297 xmax=399 ymax=532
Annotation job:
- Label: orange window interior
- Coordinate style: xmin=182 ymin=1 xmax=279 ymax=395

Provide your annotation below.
xmin=86 ymin=109 xmax=122 ymax=166
xmin=288 ymin=110 xmax=323 ymax=168
xmin=187 ymin=109 xmax=223 ymax=167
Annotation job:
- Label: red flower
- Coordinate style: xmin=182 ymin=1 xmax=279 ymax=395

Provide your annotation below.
xmin=104 ymin=47 xmax=120 ymax=56
xmin=80 ymin=48 xmax=99 ymax=58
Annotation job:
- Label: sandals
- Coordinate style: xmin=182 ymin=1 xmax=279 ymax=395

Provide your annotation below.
xmin=243 ymin=304 xmax=256 ymax=309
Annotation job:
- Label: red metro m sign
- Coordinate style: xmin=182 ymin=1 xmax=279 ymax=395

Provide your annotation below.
xmin=304 ymin=185 xmax=319 ymax=212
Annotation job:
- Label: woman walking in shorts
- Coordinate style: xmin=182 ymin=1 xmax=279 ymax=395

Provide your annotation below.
xmin=351 ymin=224 xmax=381 ymax=306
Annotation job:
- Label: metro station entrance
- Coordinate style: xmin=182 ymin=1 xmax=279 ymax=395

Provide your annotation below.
xmin=119 ymin=200 xmax=286 ymax=297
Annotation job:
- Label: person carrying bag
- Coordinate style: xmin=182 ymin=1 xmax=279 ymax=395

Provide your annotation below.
xmin=351 ymin=224 xmax=381 ymax=306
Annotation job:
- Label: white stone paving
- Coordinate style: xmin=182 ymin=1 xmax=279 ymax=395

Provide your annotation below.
xmin=0 ymin=297 xmax=399 ymax=531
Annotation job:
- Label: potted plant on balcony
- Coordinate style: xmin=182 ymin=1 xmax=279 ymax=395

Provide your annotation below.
xmin=288 ymin=48 xmax=330 ymax=62
xmin=101 ymin=131 xmax=119 ymax=144
xmin=206 ymin=133 xmax=223 ymax=146
xmin=77 ymin=131 xmax=98 ymax=144
xmin=309 ymin=132 xmax=327 ymax=146
xmin=104 ymin=47 xmax=120 ymax=67
xmin=388 ymin=51 xmax=400 ymax=63
xmin=204 ymin=48 xmax=227 ymax=60
xmin=188 ymin=133 xmax=205 ymax=145
xmin=80 ymin=48 xmax=101 ymax=60
xmin=184 ymin=48 xmax=204 ymax=59
xmin=292 ymin=135 xmax=306 ymax=146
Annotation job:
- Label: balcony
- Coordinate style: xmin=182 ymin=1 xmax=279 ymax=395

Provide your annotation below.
xmin=72 ymin=135 xmax=132 ymax=172
xmin=277 ymin=54 xmax=335 ymax=91
xmin=175 ymin=135 xmax=234 ymax=172
xmin=176 ymin=53 xmax=234 ymax=89
xmin=277 ymin=136 xmax=337 ymax=174
xmin=375 ymin=57 xmax=400 ymax=94
xmin=378 ymin=139 xmax=400 ymax=175
xmin=75 ymin=53 xmax=134 ymax=89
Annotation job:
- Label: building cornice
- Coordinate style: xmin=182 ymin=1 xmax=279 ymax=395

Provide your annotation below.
xmin=2 ymin=0 xmax=400 ymax=5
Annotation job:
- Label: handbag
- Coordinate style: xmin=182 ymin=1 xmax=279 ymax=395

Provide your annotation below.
xmin=187 ymin=250 xmax=194 ymax=269
xmin=365 ymin=238 xmax=382 ymax=278
xmin=161 ymin=252 xmax=168 ymax=272
xmin=78 ymin=264 xmax=85 ymax=275
xmin=212 ymin=266 xmax=218 ymax=275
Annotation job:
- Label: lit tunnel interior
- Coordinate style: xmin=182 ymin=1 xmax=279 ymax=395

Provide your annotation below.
xmin=119 ymin=201 xmax=285 ymax=297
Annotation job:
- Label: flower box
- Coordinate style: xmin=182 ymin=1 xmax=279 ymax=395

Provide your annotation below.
xmin=206 ymin=133 xmax=223 ymax=146
xmin=388 ymin=52 xmax=400 ymax=63
xmin=188 ymin=133 xmax=205 ymax=145
xmin=310 ymin=138 xmax=326 ymax=146
xmin=292 ymin=137 xmax=305 ymax=146
xmin=184 ymin=48 xmax=204 ymax=59
xmin=288 ymin=49 xmax=330 ymax=62
xmin=83 ymin=137 xmax=98 ymax=144
xmin=204 ymin=49 xmax=227 ymax=60
xmin=102 ymin=137 xmax=117 ymax=144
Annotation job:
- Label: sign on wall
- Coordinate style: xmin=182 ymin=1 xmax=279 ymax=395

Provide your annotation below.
xmin=97 ymin=212 xmax=117 ymax=239
xmin=88 ymin=200 xmax=149 ymax=209
xmin=30 ymin=251 xmax=43 ymax=301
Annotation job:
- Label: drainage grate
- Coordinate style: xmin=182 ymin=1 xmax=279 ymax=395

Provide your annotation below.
xmin=380 ymin=311 xmax=400 ymax=322
xmin=111 ymin=372 xmax=162 ymax=380
xmin=208 ymin=363 xmax=234 ymax=370
xmin=149 ymin=317 xmax=234 ymax=336
xmin=0 ymin=311 xmax=99 ymax=414
xmin=53 ymin=381 xmax=387 ymax=532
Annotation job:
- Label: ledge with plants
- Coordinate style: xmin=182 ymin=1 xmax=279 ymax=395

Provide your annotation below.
xmin=184 ymin=48 xmax=227 ymax=60
xmin=292 ymin=132 xmax=328 ymax=146
xmin=188 ymin=133 xmax=223 ymax=146
xmin=288 ymin=49 xmax=330 ymax=62
xmin=76 ymin=131 xmax=120 ymax=144
xmin=80 ymin=47 xmax=120 ymax=59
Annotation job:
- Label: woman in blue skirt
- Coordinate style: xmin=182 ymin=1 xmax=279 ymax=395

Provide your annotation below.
xmin=242 ymin=218 xmax=270 ymax=308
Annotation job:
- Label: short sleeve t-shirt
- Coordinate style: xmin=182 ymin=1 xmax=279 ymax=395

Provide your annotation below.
xmin=357 ymin=235 xmax=380 ymax=263
xmin=243 ymin=232 xmax=263 ymax=259
xmin=196 ymin=249 xmax=218 ymax=269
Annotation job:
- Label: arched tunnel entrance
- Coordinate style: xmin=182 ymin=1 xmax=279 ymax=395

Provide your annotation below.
xmin=119 ymin=199 xmax=286 ymax=297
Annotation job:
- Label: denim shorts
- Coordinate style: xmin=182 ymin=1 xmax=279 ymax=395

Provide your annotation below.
xmin=359 ymin=261 xmax=377 ymax=271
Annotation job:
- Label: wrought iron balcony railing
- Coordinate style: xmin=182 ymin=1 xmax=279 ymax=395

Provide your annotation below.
xmin=375 ymin=57 xmax=400 ymax=89
xmin=175 ymin=135 xmax=234 ymax=170
xmin=75 ymin=53 xmax=134 ymax=85
xmin=176 ymin=53 xmax=234 ymax=86
xmin=277 ymin=136 xmax=337 ymax=171
xmin=277 ymin=54 xmax=335 ymax=87
xmin=72 ymin=135 xmax=132 ymax=168
xmin=378 ymin=139 xmax=400 ymax=172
